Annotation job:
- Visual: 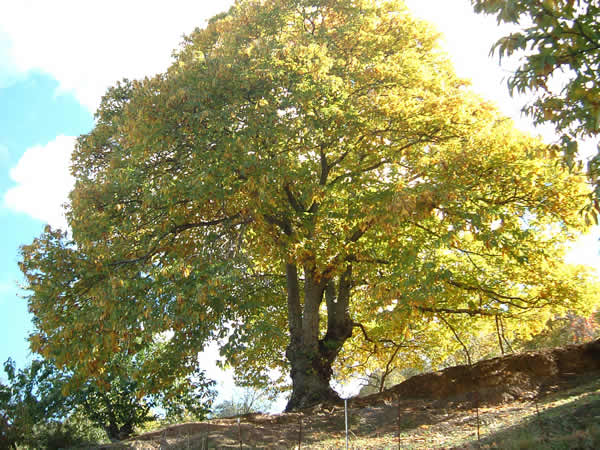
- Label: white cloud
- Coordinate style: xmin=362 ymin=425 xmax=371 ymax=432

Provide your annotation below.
xmin=0 ymin=31 xmax=22 ymax=89
xmin=0 ymin=0 xmax=234 ymax=112
xmin=4 ymin=135 xmax=76 ymax=229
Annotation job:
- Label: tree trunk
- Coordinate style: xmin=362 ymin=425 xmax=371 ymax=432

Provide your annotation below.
xmin=105 ymin=420 xmax=134 ymax=442
xmin=285 ymin=264 xmax=354 ymax=411
xmin=105 ymin=422 xmax=120 ymax=442
xmin=118 ymin=421 xmax=134 ymax=440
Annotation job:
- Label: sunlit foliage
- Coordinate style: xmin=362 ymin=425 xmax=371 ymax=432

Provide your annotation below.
xmin=20 ymin=0 xmax=600 ymax=410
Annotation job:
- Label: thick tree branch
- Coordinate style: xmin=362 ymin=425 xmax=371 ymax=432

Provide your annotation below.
xmin=170 ymin=213 xmax=243 ymax=234
xmin=347 ymin=220 xmax=374 ymax=243
xmin=109 ymin=213 xmax=245 ymax=267
xmin=380 ymin=344 xmax=402 ymax=392
xmin=284 ymin=184 xmax=305 ymax=213
xmin=352 ymin=321 xmax=376 ymax=344
xmin=446 ymin=280 xmax=531 ymax=306
xmin=264 ymin=214 xmax=292 ymax=235
xmin=329 ymin=158 xmax=390 ymax=186
xmin=416 ymin=305 xmax=503 ymax=317
xmin=346 ymin=254 xmax=390 ymax=265
xmin=409 ymin=221 xmax=502 ymax=258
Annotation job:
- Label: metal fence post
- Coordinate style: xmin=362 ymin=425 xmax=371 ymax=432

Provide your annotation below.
xmin=345 ymin=398 xmax=349 ymax=450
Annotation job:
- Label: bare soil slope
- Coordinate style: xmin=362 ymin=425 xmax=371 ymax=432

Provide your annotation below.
xmin=100 ymin=339 xmax=600 ymax=449
xmin=372 ymin=338 xmax=600 ymax=406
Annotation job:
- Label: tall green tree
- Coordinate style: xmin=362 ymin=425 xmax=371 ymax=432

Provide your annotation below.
xmin=20 ymin=0 xmax=598 ymax=411
xmin=471 ymin=0 xmax=600 ymax=207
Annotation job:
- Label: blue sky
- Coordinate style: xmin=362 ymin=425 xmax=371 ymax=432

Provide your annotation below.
xmin=0 ymin=73 xmax=93 ymax=370
xmin=0 ymin=0 xmax=599 ymax=402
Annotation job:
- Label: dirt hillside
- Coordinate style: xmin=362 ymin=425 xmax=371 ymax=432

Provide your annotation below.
xmin=362 ymin=338 xmax=600 ymax=407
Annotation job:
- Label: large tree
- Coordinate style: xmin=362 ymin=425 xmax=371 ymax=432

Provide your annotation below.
xmin=471 ymin=0 xmax=600 ymax=207
xmin=21 ymin=0 xmax=598 ymax=411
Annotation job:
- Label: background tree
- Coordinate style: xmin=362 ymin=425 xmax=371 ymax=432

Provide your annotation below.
xmin=0 ymin=349 xmax=215 ymax=443
xmin=0 ymin=358 xmax=62 ymax=449
xmin=210 ymin=387 xmax=273 ymax=418
xmin=353 ymin=305 xmax=600 ymax=396
xmin=0 ymin=358 xmax=106 ymax=448
xmin=20 ymin=0 xmax=600 ymax=412
xmin=471 ymin=0 xmax=600 ymax=208
xmin=67 ymin=349 xmax=216 ymax=441
xmin=520 ymin=310 xmax=600 ymax=350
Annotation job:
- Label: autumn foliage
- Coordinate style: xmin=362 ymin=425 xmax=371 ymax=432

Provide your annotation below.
xmin=20 ymin=0 xmax=599 ymax=411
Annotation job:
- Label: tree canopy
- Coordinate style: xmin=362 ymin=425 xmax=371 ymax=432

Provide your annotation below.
xmin=471 ymin=0 xmax=600 ymax=206
xmin=20 ymin=0 xmax=599 ymax=411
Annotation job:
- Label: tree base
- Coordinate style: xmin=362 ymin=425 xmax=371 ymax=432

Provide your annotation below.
xmin=285 ymin=382 xmax=341 ymax=411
